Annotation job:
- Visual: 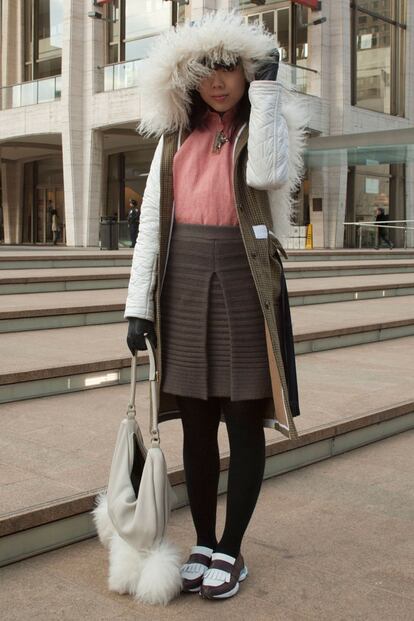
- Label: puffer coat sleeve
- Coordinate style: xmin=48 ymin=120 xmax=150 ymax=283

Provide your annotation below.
xmin=124 ymin=135 xmax=164 ymax=321
xmin=246 ymin=80 xmax=289 ymax=190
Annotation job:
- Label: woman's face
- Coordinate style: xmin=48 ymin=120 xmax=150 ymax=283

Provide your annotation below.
xmin=198 ymin=63 xmax=246 ymax=113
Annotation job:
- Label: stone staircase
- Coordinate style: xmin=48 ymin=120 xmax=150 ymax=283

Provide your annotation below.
xmin=1 ymin=247 xmax=414 ymax=567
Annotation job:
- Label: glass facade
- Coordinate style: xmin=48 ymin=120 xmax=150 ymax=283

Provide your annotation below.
xmin=22 ymin=157 xmax=64 ymax=244
xmin=24 ymin=0 xmax=63 ymax=81
xmin=244 ymin=1 xmax=309 ymax=64
xmin=106 ymin=0 xmax=174 ymax=64
xmin=352 ymin=0 xmax=406 ymax=115
xmin=106 ymin=146 xmax=157 ymax=221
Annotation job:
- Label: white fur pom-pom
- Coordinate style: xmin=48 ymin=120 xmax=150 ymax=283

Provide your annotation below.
xmin=135 ymin=540 xmax=182 ymax=606
xmin=91 ymin=492 xmax=115 ymax=549
xmin=108 ymin=533 xmax=147 ymax=595
xmin=108 ymin=535 xmax=182 ymax=605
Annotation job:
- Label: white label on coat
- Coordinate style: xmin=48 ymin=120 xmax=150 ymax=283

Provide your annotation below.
xmin=253 ymin=224 xmax=268 ymax=239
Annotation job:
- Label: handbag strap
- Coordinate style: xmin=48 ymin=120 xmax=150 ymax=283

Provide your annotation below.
xmin=127 ymin=338 xmax=160 ymax=447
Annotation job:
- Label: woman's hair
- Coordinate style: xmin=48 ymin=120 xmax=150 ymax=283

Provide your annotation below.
xmin=188 ymin=58 xmax=251 ymax=139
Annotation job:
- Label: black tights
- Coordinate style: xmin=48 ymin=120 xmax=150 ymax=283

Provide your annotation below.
xmin=176 ymin=395 xmax=267 ymax=559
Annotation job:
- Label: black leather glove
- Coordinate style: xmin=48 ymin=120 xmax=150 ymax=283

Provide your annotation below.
xmin=254 ymin=48 xmax=280 ymax=81
xmin=126 ymin=317 xmax=157 ymax=355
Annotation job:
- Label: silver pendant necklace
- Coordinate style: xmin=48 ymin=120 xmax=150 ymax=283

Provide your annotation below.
xmin=212 ymin=130 xmax=230 ymax=154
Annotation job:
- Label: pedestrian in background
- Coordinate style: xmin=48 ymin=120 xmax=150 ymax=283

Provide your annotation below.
xmin=51 ymin=208 xmax=61 ymax=245
xmin=375 ymin=207 xmax=394 ymax=249
xmin=127 ymin=198 xmax=140 ymax=248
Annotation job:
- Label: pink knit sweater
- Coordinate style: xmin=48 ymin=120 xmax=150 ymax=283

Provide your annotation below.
xmin=173 ymin=107 xmax=239 ymax=226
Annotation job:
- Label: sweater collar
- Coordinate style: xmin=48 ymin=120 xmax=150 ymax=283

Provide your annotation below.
xmin=204 ymin=106 xmax=238 ymax=135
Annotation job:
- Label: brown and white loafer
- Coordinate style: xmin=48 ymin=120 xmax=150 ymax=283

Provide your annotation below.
xmin=200 ymin=552 xmax=248 ymax=599
xmin=180 ymin=545 xmax=214 ymax=593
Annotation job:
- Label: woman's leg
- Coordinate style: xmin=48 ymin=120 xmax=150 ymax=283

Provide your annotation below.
xmin=177 ymin=395 xmax=222 ymax=549
xmin=215 ymin=398 xmax=267 ymax=558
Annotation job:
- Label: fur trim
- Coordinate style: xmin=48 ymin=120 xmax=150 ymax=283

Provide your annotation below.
xmin=92 ymin=491 xmax=182 ymax=606
xmin=108 ymin=533 xmax=182 ymax=606
xmin=137 ymin=10 xmax=278 ymax=137
xmin=91 ymin=491 xmax=115 ymax=549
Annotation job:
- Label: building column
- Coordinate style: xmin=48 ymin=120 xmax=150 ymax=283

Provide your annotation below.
xmin=1 ymin=160 xmax=24 ymax=244
xmin=83 ymin=130 xmax=105 ymax=247
xmin=61 ymin=0 xmax=106 ymax=246
xmin=324 ymin=153 xmax=348 ymax=249
xmin=1 ymin=0 xmax=23 ymax=88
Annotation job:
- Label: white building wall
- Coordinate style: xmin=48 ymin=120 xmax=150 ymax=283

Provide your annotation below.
xmin=0 ymin=0 xmax=413 ymax=247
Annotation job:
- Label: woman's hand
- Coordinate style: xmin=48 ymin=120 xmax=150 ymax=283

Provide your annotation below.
xmin=126 ymin=317 xmax=157 ymax=355
xmin=254 ymin=48 xmax=280 ymax=81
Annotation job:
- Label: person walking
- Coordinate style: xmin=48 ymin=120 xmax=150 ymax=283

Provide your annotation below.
xmin=51 ymin=208 xmax=61 ymax=245
xmin=374 ymin=207 xmax=394 ymax=249
xmin=124 ymin=11 xmax=307 ymax=601
xmin=127 ymin=198 xmax=140 ymax=248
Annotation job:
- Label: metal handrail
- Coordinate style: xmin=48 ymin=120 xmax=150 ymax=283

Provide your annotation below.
xmin=0 ymin=75 xmax=62 ymax=110
xmin=343 ymin=220 xmax=414 ymax=248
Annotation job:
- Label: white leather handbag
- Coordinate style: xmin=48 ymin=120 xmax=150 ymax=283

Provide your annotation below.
xmin=92 ymin=338 xmax=182 ymax=605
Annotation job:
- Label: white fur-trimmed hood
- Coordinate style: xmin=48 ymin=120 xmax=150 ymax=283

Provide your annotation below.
xmin=137 ymin=10 xmax=281 ymax=138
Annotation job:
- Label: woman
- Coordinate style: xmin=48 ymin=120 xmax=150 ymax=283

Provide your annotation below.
xmin=51 ymin=208 xmax=61 ymax=245
xmin=124 ymin=11 xmax=308 ymax=600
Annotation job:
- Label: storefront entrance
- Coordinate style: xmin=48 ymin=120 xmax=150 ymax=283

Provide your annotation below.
xmin=35 ymin=186 xmax=65 ymax=244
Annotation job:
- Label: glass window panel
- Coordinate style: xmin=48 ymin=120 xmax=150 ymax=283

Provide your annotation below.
xmin=108 ymin=0 xmax=121 ymax=42
xmin=356 ymin=11 xmax=391 ymax=113
xmin=262 ymin=11 xmax=275 ymax=34
xmin=104 ymin=65 xmax=114 ymax=91
xmin=36 ymin=57 xmax=62 ymax=79
xmin=124 ymin=36 xmax=158 ymax=62
xmin=108 ymin=44 xmax=119 ymax=65
xmin=276 ymin=8 xmax=289 ymax=61
xmin=25 ymin=0 xmax=33 ymax=64
xmin=37 ymin=157 xmax=64 ymax=186
xmin=247 ymin=14 xmax=260 ymax=25
xmin=295 ymin=5 xmax=308 ymax=63
xmin=125 ymin=0 xmax=171 ymax=42
xmin=37 ymin=0 xmax=63 ymax=61
xmin=21 ymin=81 xmax=37 ymax=106
xmin=357 ymin=0 xmax=393 ymax=19
xmin=55 ymin=74 xmax=62 ymax=98
xmin=37 ymin=77 xmax=56 ymax=103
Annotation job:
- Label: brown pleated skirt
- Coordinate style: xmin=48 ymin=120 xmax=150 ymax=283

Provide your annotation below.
xmin=160 ymin=222 xmax=272 ymax=401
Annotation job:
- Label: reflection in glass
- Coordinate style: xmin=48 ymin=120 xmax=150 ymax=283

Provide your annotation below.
xmin=354 ymin=164 xmax=390 ymax=247
xmin=38 ymin=77 xmax=56 ymax=103
xmin=357 ymin=0 xmax=392 ymax=19
xmin=277 ymin=8 xmax=290 ymax=61
xmin=356 ymin=11 xmax=391 ymax=113
xmin=37 ymin=0 xmax=63 ymax=60
xmin=21 ymin=81 xmax=38 ymax=106
xmin=125 ymin=0 xmax=170 ymax=41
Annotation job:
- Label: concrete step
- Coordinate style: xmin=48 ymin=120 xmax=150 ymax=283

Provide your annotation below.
xmin=2 ymin=247 xmax=414 ymax=266
xmin=2 ymin=430 xmax=413 ymax=617
xmin=0 ymin=323 xmax=148 ymax=403
xmin=1 ymin=295 xmax=414 ymax=402
xmin=285 ymin=258 xmax=414 ymax=278
xmin=288 ymin=272 xmax=414 ymax=305
xmin=2 ymin=265 xmax=414 ymax=304
xmin=0 ymin=289 xmax=126 ymax=332
xmin=0 ymin=250 xmax=133 ymax=270
xmin=4 ymin=264 xmax=414 ymax=332
xmin=1 ymin=335 xmax=413 ymax=564
xmin=286 ymin=248 xmax=414 ymax=261
xmin=0 ymin=267 xmax=129 ymax=294
xmin=292 ymin=294 xmax=414 ymax=353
